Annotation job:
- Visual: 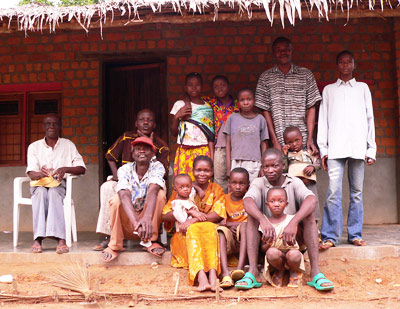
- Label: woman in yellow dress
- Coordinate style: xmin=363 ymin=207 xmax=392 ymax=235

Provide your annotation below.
xmin=163 ymin=156 xmax=226 ymax=291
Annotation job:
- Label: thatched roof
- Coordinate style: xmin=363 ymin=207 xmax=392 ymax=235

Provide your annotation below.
xmin=0 ymin=0 xmax=398 ymax=36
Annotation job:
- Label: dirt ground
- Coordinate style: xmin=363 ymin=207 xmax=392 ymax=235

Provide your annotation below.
xmin=0 ymin=257 xmax=400 ymax=308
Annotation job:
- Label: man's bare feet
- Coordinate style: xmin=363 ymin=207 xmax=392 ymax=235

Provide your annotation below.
xmin=197 ymin=270 xmax=211 ymax=292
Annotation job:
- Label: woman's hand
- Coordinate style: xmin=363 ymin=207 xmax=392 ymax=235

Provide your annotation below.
xmin=175 ymin=105 xmax=192 ymax=121
xmin=179 ymin=218 xmax=199 ymax=233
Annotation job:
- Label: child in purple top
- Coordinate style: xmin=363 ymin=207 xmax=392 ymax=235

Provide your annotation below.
xmin=224 ymin=88 xmax=269 ymax=183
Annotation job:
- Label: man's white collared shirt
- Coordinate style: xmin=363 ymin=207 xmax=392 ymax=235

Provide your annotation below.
xmin=317 ymin=78 xmax=376 ymax=160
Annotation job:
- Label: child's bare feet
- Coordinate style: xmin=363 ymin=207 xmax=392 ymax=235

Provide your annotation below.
xmin=197 ymin=270 xmax=211 ymax=292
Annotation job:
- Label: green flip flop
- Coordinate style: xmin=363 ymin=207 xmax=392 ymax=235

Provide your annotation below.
xmin=234 ymin=272 xmax=262 ymax=290
xmin=307 ymin=273 xmax=334 ymax=291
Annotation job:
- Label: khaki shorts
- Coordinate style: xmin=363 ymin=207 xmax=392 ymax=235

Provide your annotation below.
xmin=217 ymin=222 xmax=244 ymax=255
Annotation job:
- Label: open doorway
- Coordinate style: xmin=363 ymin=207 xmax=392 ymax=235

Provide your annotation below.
xmin=102 ymin=60 xmax=168 ymax=180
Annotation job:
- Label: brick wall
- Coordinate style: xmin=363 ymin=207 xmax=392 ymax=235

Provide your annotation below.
xmin=0 ymin=17 xmax=398 ymax=164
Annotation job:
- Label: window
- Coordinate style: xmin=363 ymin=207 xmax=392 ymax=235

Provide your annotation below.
xmin=0 ymin=89 xmax=62 ymax=165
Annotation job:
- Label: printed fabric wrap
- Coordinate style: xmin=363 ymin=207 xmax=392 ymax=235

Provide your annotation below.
xmin=178 ymin=103 xmax=215 ymax=142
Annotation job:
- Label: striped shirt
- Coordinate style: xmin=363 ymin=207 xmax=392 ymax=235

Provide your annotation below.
xmin=255 ymin=64 xmax=321 ymax=146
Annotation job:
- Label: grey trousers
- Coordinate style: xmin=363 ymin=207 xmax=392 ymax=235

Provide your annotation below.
xmin=30 ymin=181 xmax=66 ymax=240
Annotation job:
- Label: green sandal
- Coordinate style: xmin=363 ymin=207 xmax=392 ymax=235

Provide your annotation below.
xmin=234 ymin=272 xmax=262 ymax=290
xmin=307 ymin=273 xmax=334 ymax=291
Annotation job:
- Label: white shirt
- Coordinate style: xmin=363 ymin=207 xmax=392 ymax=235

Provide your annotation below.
xmin=317 ymin=78 xmax=376 ymax=160
xmin=26 ymin=137 xmax=86 ymax=177
xmin=116 ymin=158 xmax=166 ymax=211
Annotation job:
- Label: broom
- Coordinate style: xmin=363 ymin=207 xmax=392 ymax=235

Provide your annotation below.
xmin=47 ymin=262 xmax=94 ymax=302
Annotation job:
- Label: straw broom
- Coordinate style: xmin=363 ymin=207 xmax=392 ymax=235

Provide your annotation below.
xmin=47 ymin=262 xmax=94 ymax=302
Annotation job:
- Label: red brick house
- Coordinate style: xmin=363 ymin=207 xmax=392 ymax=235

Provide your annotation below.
xmin=0 ymin=0 xmax=398 ymax=232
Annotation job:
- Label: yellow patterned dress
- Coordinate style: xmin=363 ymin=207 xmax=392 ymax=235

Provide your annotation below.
xmin=163 ymin=182 xmax=226 ymax=285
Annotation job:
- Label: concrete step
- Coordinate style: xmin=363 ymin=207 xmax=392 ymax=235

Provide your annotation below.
xmin=1 ymin=245 xmax=399 ymax=266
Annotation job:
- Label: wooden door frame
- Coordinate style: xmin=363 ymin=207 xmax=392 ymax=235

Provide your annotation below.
xmin=100 ymin=58 xmax=168 ymax=182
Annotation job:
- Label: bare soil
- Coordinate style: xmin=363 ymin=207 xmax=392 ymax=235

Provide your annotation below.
xmin=1 ymin=257 xmax=400 ymax=308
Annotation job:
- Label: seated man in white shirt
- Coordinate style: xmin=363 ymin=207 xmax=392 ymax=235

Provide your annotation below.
xmin=101 ymin=136 xmax=167 ymax=262
xmin=317 ymin=50 xmax=376 ymax=249
xmin=26 ymin=114 xmax=86 ymax=254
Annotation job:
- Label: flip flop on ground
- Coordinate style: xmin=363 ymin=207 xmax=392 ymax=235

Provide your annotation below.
xmin=270 ymin=271 xmax=284 ymax=288
xmin=307 ymin=273 xmax=334 ymax=291
xmin=31 ymin=244 xmax=42 ymax=253
xmin=234 ymin=272 xmax=262 ymax=290
xmin=220 ymin=275 xmax=234 ymax=289
xmin=144 ymin=242 xmax=165 ymax=257
xmin=102 ymin=247 xmax=119 ymax=262
xmin=351 ymin=239 xmax=367 ymax=246
xmin=319 ymin=240 xmax=335 ymax=251
xmin=231 ymin=269 xmax=245 ymax=282
xmin=56 ymin=245 xmax=69 ymax=254
xmin=92 ymin=239 xmax=109 ymax=251
xmin=287 ymin=271 xmax=303 ymax=288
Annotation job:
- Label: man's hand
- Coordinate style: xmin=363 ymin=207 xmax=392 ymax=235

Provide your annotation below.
xmin=306 ymin=138 xmax=319 ymax=156
xmin=179 ymin=218 xmax=198 ymax=233
xmin=365 ymin=156 xmax=375 ymax=166
xmin=135 ymin=215 xmax=153 ymax=242
xmin=259 ymin=216 xmax=276 ymax=244
xmin=303 ymin=165 xmax=315 ymax=176
xmin=321 ymin=155 xmax=328 ymax=171
xmin=137 ymin=131 xmax=154 ymax=141
xmin=53 ymin=167 xmax=67 ymax=181
xmin=282 ymin=220 xmax=298 ymax=246
xmin=40 ymin=166 xmax=52 ymax=177
xmin=272 ymin=141 xmax=282 ymax=152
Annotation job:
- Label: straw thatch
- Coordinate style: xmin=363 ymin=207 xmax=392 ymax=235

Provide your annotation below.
xmin=0 ymin=0 xmax=398 ymax=36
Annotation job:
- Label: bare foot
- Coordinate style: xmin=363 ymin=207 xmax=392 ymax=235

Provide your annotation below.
xmin=209 ymin=269 xmax=223 ymax=292
xmin=197 ymin=270 xmax=211 ymax=292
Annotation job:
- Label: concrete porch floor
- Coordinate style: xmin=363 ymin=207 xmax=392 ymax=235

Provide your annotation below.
xmin=0 ymin=225 xmax=399 ymax=265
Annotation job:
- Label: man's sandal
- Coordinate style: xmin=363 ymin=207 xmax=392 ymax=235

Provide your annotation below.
xmin=144 ymin=242 xmax=166 ymax=258
xmin=31 ymin=244 xmax=42 ymax=253
xmin=220 ymin=276 xmax=234 ymax=289
xmin=351 ymin=239 xmax=367 ymax=246
xmin=307 ymin=273 xmax=334 ymax=291
xmin=234 ymin=272 xmax=262 ymax=290
xmin=102 ymin=247 xmax=119 ymax=262
xmin=319 ymin=240 xmax=335 ymax=251
xmin=56 ymin=245 xmax=69 ymax=254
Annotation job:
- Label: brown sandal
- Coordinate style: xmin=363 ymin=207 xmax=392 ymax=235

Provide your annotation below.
xmin=319 ymin=240 xmax=335 ymax=251
xmin=56 ymin=245 xmax=69 ymax=254
xmin=31 ymin=244 xmax=42 ymax=253
xmin=352 ymin=239 xmax=367 ymax=246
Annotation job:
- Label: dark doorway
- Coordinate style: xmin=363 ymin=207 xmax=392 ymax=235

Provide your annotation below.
xmin=102 ymin=60 xmax=168 ymax=180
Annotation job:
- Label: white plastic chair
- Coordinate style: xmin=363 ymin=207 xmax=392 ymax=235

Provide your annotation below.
xmin=13 ymin=175 xmax=78 ymax=248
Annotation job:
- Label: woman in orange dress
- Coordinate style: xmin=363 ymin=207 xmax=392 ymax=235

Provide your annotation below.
xmin=163 ymin=156 xmax=226 ymax=291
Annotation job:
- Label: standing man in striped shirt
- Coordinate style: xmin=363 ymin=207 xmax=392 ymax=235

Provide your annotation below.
xmin=255 ymin=37 xmax=321 ymax=154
